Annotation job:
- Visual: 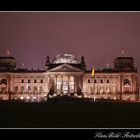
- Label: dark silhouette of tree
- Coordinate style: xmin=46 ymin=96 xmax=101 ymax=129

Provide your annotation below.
xmin=47 ymin=87 xmax=54 ymax=98
xmin=77 ymin=86 xmax=83 ymax=98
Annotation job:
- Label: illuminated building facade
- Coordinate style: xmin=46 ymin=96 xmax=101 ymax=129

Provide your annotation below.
xmin=0 ymin=53 xmax=138 ymax=101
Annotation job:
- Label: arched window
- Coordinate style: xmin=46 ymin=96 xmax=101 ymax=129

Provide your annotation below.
xmin=21 ymin=79 xmax=24 ymax=83
xmin=123 ymin=79 xmax=131 ymax=85
xmin=34 ymin=79 xmax=37 ymax=83
xmin=107 ymin=79 xmax=110 ymax=83
xmin=94 ymin=79 xmax=97 ymax=83
xmin=1 ymin=78 xmax=7 ymax=85
xmin=123 ymin=79 xmax=131 ymax=93
xmin=69 ymin=76 xmax=74 ymax=93
xmin=57 ymin=75 xmax=61 ymax=81
xmin=57 ymin=75 xmax=62 ymax=92
xmin=87 ymin=79 xmax=91 ymax=83
xmin=70 ymin=76 xmax=74 ymax=81
xmin=28 ymin=79 xmax=31 ymax=83
xmin=40 ymin=79 xmax=43 ymax=83
xmin=63 ymin=76 xmax=68 ymax=81
xmin=100 ymin=79 xmax=103 ymax=83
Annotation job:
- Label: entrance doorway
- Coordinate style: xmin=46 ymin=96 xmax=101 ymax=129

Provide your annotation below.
xmin=56 ymin=75 xmax=74 ymax=95
xmin=63 ymin=81 xmax=68 ymax=95
xmin=62 ymin=76 xmax=69 ymax=95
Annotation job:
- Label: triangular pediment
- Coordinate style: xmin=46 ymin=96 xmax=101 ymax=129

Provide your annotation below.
xmin=47 ymin=64 xmax=83 ymax=72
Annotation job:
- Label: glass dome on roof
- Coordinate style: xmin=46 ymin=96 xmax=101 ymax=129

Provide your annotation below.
xmin=53 ymin=54 xmax=80 ymax=64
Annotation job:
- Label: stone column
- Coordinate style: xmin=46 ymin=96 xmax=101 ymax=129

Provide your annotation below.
xmin=74 ymin=76 xmax=77 ymax=93
xmin=48 ymin=76 xmax=51 ymax=91
xmin=61 ymin=75 xmax=63 ymax=94
xmin=120 ymin=75 xmax=122 ymax=100
xmin=55 ymin=75 xmax=57 ymax=93
xmin=53 ymin=75 xmax=55 ymax=93
xmin=73 ymin=75 xmax=75 ymax=93
xmin=50 ymin=75 xmax=54 ymax=92
xmin=134 ymin=73 xmax=139 ymax=101
xmin=68 ymin=75 xmax=70 ymax=94
xmin=79 ymin=75 xmax=83 ymax=90
xmin=7 ymin=74 xmax=12 ymax=100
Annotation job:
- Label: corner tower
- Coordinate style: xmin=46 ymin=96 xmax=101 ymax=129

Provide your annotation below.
xmin=114 ymin=57 xmax=136 ymax=71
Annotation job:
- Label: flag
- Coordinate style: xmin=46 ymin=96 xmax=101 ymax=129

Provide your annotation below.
xmin=106 ymin=63 xmax=109 ymax=68
xmin=121 ymin=48 xmax=124 ymax=55
xmin=21 ymin=62 xmax=25 ymax=67
xmin=91 ymin=67 xmax=95 ymax=77
xmin=6 ymin=49 xmax=10 ymax=56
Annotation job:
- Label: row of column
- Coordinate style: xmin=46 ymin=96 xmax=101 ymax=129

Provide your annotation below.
xmin=49 ymin=75 xmax=83 ymax=94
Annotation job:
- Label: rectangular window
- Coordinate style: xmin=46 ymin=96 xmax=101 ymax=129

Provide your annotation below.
xmin=40 ymin=79 xmax=43 ymax=83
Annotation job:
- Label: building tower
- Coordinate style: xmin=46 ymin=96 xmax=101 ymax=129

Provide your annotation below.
xmin=81 ymin=55 xmax=86 ymax=70
xmin=45 ymin=56 xmax=50 ymax=70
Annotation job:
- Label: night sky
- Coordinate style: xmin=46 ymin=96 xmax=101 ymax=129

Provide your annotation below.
xmin=0 ymin=12 xmax=139 ymax=74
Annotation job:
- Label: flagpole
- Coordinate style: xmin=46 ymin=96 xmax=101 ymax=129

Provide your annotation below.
xmin=91 ymin=66 xmax=95 ymax=102
xmin=92 ymin=75 xmax=93 ymax=100
xmin=93 ymin=77 xmax=95 ymax=102
xmin=6 ymin=49 xmax=10 ymax=56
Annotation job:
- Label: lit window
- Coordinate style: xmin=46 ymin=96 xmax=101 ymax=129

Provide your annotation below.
xmin=69 ymin=76 xmax=74 ymax=92
xmin=63 ymin=76 xmax=68 ymax=81
xmin=70 ymin=76 xmax=74 ymax=81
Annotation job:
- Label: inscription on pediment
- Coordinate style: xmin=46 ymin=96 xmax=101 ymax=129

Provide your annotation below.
xmin=52 ymin=66 xmax=78 ymax=72
xmin=48 ymin=64 xmax=83 ymax=72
